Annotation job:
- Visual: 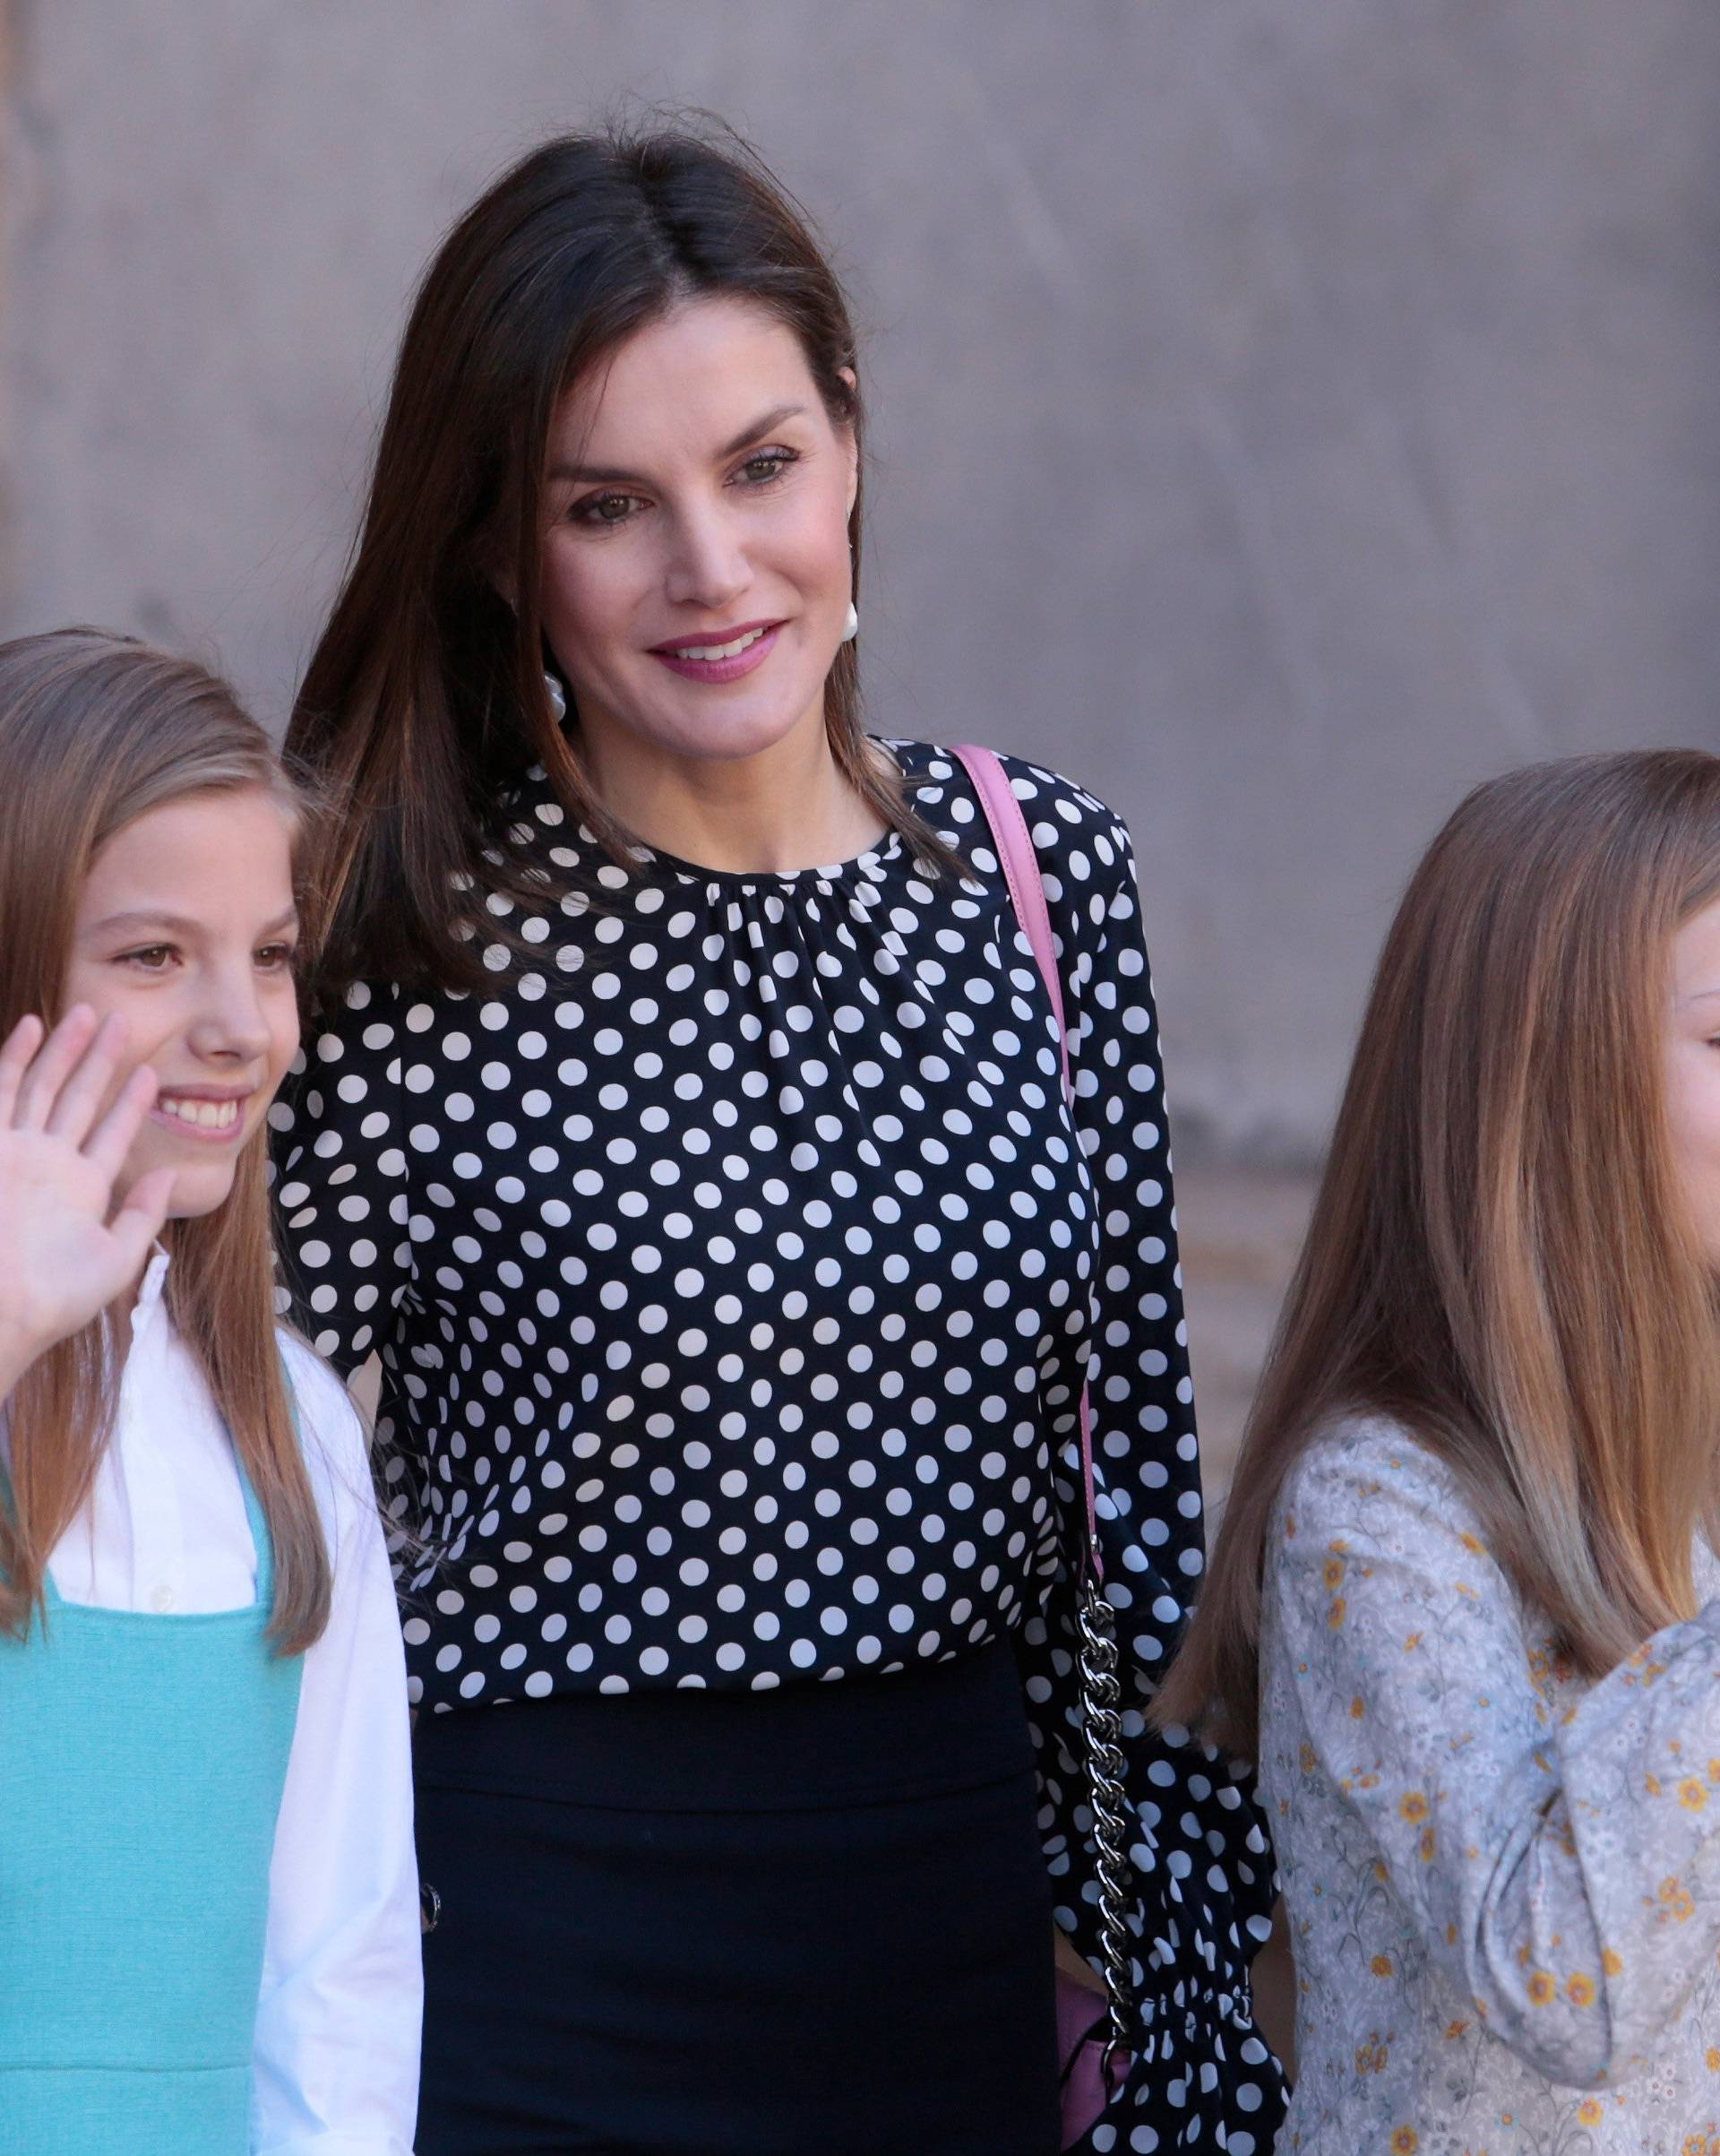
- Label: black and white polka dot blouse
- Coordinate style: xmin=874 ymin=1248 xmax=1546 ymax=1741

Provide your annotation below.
xmin=272 ymin=737 xmax=1285 ymax=2142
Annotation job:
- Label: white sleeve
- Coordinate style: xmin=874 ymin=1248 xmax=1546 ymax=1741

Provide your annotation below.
xmin=251 ymin=1339 xmax=421 ymax=2155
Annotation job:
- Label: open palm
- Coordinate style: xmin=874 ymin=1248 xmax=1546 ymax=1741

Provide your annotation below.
xmin=0 ymin=1008 xmax=176 ymax=1376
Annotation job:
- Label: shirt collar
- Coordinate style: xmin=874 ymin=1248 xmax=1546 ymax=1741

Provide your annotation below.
xmin=131 ymin=1244 xmax=173 ymax=1338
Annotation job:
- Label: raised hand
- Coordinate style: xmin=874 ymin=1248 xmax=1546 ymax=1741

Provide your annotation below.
xmin=0 ymin=1007 xmax=176 ymax=1395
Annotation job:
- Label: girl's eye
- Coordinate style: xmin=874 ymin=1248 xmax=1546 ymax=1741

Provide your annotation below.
xmin=735 ymin=448 xmax=797 ymax=487
xmin=117 ymin=944 xmax=176 ymax=971
xmin=569 ymin=490 xmax=643 ymax=529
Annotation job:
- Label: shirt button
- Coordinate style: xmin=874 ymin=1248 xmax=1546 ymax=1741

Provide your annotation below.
xmin=149 ymin=1584 xmax=176 ymax=1614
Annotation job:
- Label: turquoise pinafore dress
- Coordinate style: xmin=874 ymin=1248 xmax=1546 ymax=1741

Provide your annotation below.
xmin=0 ymin=1462 xmax=303 ymax=2154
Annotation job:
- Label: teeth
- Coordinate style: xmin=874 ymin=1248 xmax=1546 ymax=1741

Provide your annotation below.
xmin=158 ymin=1097 xmax=241 ymax=1131
xmin=673 ymin=626 xmax=768 ymax=662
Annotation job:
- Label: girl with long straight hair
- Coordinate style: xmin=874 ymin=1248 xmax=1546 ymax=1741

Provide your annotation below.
xmin=0 ymin=629 xmax=420 ymax=2156
xmin=273 ymin=122 xmax=1284 ymax=2153
xmin=1157 ymin=749 xmax=1720 ymax=2152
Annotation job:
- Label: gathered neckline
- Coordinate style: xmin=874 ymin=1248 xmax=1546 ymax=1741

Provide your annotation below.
xmin=631 ymin=821 xmax=907 ymax=892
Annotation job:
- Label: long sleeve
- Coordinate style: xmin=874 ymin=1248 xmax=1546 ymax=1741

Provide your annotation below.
xmin=250 ymin=1340 xmax=421 ymax=2154
xmin=1272 ymin=1424 xmax=1720 ymax=2090
xmin=991 ymin=758 xmax=1284 ymax=2147
xmin=270 ymin=983 xmax=413 ymax=1382
xmin=1058 ymin=815 xmax=1204 ymax=1653
xmin=270 ymin=987 xmax=427 ymax=1568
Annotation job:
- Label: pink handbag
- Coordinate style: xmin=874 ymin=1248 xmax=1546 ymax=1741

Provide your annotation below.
xmin=951 ymin=746 xmax=1134 ymax=2148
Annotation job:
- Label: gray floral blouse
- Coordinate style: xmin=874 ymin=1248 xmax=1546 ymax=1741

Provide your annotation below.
xmin=1260 ymin=1414 xmax=1720 ymax=2156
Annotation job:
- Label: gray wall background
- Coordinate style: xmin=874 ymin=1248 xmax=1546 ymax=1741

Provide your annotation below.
xmin=4 ymin=1 xmax=1718 ymax=1160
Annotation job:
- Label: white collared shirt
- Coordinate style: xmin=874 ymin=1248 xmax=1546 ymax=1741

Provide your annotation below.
xmin=30 ymin=1251 xmax=420 ymax=2155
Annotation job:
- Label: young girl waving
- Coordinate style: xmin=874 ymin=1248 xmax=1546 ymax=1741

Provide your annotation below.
xmin=0 ymin=630 xmax=419 ymax=2156
xmin=1158 ymin=750 xmax=1720 ymax=2154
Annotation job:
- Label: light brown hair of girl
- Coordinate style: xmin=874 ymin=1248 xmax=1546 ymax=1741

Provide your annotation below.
xmin=288 ymin=119 xmax=964 ymax=1013
xmin=0 ymin=628 xmax=331 ymax=1653
xmin=1155 ymin=749 xmax=1720 ymax=1762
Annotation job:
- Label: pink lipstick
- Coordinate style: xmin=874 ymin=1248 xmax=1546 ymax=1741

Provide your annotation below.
xmin=649 ymin=619 xmax=783 ymax=685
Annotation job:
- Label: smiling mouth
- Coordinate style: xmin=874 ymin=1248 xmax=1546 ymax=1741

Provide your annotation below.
xmin=154 ymin=1094 xmax=247 ymax=1135
xmin=647 ymin=620 xmax=784 ymax=686
xmin=663 ymin=625 xmax=772 ymax=662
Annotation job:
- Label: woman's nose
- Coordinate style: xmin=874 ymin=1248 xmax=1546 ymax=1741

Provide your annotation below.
xmin=664 ymin=502 xmax=750 ymax=613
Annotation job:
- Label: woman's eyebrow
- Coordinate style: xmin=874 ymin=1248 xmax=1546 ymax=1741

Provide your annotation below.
xmin=548 ymin=403 xmax=808 ymax=487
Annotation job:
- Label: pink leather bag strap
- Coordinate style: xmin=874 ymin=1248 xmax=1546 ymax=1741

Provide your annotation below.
xmin=950 ymin=745 xmax=1102 ymax=1580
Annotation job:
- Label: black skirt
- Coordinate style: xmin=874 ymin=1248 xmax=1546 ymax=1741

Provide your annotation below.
xmin=411 ymin=1641 xmax=1062 ymax=2156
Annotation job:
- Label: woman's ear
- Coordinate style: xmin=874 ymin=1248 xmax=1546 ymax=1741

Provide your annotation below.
xmin=838 ymin=367 xmax=859 ymax=514
xmin=488 ymin=548 xmax=519 ymax=611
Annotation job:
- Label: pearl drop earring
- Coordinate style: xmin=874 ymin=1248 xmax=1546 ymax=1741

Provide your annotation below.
xmin=543 ymin=670 xmax=567 ymax=720
xmin=841 ymin=601 xmax=859 ymax=643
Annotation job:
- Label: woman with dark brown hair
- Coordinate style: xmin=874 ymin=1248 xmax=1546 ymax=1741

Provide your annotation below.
xmin=272 ymin=125 xmax=1282 ymax=2154
xmin=1157 ymin=751 xmax=1720 ymax=2152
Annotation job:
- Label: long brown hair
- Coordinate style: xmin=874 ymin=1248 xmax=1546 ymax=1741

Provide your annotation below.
xmin=0 ymin=629 xmax=332 ymax=1652
xmin=1157 ymin=750 xmax=1720 ymax=1759
xmin=290 ymin=119 xmax=959 ymax=1007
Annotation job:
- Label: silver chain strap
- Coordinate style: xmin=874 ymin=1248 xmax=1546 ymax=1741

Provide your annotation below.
xmin=1076 ymin=1568 xmax=1134 ymax=2070
xmin=948 ymin=746 xmax=1137 ymax=2085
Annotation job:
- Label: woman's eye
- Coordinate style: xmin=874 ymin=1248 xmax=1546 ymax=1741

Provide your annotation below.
xmin=735 ymin=448 xmax=797 ymax=487
xmin=570 ymin=490 xmax=641 ymax=528
xmin=256 ymin=943 xmax=297 ymax=971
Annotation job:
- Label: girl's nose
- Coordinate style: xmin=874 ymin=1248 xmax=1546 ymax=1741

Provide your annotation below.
xmin=187 ymin=968 xmax=273 ymax=1063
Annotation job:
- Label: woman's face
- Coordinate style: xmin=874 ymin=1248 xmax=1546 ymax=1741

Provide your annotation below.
xmin=538 ymin=296 xmax=858 ymax=771
xmin=1665 ymin=892 xmax=1720 ymax=1263
xmin=62 ymin=786 xmax=301 ymax=1220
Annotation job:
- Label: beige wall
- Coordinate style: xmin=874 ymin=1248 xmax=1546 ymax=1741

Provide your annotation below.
xmin=5 ymin=1 xmax=1720 ymax=1160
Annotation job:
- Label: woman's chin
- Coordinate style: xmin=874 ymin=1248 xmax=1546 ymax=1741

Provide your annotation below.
xmin=621 ymin=674 xmax=830 ymax=765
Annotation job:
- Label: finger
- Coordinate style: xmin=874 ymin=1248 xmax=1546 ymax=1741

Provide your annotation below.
xmin=13 ymin=1005 xmax=100 ymax=1131
xmin=82 ymin=1061 xmax=160 ymax=1182
xmin=46 ymin=1011 xmax=132 ymax=1146
xmin=0 ymin=1014 xmax=45 ymax=1125
xmin=107 ymin=1164 xmax=176 ymax=1280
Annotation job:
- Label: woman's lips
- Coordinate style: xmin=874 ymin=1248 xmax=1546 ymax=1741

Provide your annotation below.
xmin=649 ymin=621 xmax=782 ymax=685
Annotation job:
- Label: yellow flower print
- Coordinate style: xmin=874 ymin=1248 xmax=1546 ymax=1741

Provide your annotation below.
xmin=1459 ymin=1531 xmax=1484 ymax=1554
xmin=1404 ymin=1630 xmax=1423 ymax=1651
xmin=1579 ymin=2099 xmax=1604 ymax=2126
xmin=1444 ymin=2019 xmax=1468 ymax=2040
xmin=1420 ymin=1827 xmax=1437 ymax=1863
xmin=1299 ymin=1741 xmax=1317 ymax=1776
xmin=1371 ymin=1953 xmax=1394 ymax=1978
xmin=1658 ymin=1877 xmax=1696 ymax=1923
xmin=1398 ymin=1791 xmax=1431 ymax=1824
xmin=1682 ymin=1779 xmax=1708 ymax=1811
xmin=1322 ymin=1557 xmax=1346 ymax=1590
xmin=1707 ymin=2048 xmax=1720 ymax=2071
xmin=1567 ymin=1973 xmax=1595 ymax=2007
xmin=1350 ymin=1696 xmax=1366 ymax=1720
xmin=1329 ymin=1597 xmax=1347 ymax=1628
xmin=1391 ymin=2130 xmax=1419 ymax=2155
xmin=1604 ymin=1946 xmax=1624 ymax=1976
xmin=1526 ymin=1970 xmax=1556 ymax=2005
